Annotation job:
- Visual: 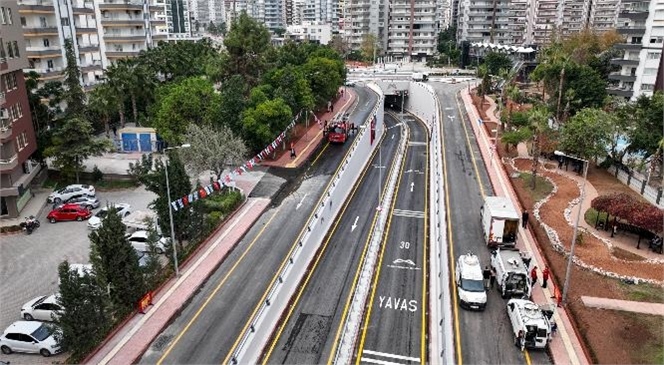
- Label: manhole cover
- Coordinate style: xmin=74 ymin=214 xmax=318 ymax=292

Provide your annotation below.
xmin=152 ymin=334 xmax=174 ymax=351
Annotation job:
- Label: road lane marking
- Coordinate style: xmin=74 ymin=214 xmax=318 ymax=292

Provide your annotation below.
xmin=420 ymin=119 xmax=429 ymax=363
xmin=408 ymin=141 xmax=427 ymax=146
xmin=410 ymin=182 xmax=414 ymax=192
xmin=360 ymin=357 xmax=408 ymax=365
xmin=393 ymin=258 xmax=415 ymax=266
xmin=351 ymin=216 xmax=360 ymax=232
xmin=355 ymin=122 xmax=411 ymax=365
xmin=392 ymin=209 xmax=425 ymax=219
xmin=295 ymin=193 xmax=308 ymax=210
xmin=387 ymin=264 xmax=421 ymax=270
xmin=363 ymin=349 xmax=421 ymax=362
xmin=261 ymin=131 xmax=387 ymax=364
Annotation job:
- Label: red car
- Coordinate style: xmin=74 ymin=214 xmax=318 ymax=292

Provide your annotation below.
xmin=46 ymin=204 xmax=92 ymax=223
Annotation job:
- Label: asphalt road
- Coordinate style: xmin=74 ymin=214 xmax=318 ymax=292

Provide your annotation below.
xmin=261 ymin=114 xmax=402 ymax=364
xmin=354 ymin=112 xmax=429 ymax=365
xmin=139 ymin=86 xmax=379 ymax=365
xmin=431 ymin=82 xmax=551 ymax=365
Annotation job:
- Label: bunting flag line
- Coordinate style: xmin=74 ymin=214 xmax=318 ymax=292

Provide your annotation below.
xmin=171 ymin=108 xmax=316 ymax=211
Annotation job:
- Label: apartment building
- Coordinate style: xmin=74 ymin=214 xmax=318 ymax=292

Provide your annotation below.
xmin=0 ymin=1 xmax=41 ymax=219
xmin=456 ymin=0 xmax=512 ymax=44
xmin=191 ymin=0 xmax=224 ymax=28
xmin=608 ymin=0 xmax=664 ymax=100
xmin=286 ymin=21 xmax=331 ymax=43
xmin=589 ymin=0 xmax=621 ymax=33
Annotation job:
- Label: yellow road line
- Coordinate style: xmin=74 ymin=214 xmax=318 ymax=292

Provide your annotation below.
xmin=421 ymin=124 xmax=429 ymax=363
xmin=156 ymin=209 xmax=281 ymax=365
xmin=443 ymin=97 xmax=464 ymax=365
xmin=262 ymin=132 xmax=383 ymax=364
xmin=355 ymin=126 xmax=409 ymax=364
xmin=525 ymin=347 xmax=533 ymax=365
xmin=286 ymin=130 xmax=324 ymax=167
xmin=222 ymin=105 xmax=370 ymax=365
xmin=309 ymin=142 xmax=330 ymax=167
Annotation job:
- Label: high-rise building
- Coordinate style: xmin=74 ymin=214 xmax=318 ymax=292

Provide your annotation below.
xmin=191 ymin=0 xmax=224 ymax=28
xmin=456 ymin=0 xmax=513 ymax=44
xmin=608 ymin=0 xmax=664 ymax=100
xmin=0 ymin=0 xmax=41 ymax=219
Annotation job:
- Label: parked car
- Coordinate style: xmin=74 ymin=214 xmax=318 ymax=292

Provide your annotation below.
xmin=46 ymin=204 xmax=92 ymax=223
xmin=47 ymin=184 xmax=95 ymax=204
xmin=87 ymin=203 xmax=132 ymax=230
xmin=20 ymin=295 xmax=62 ymax=321
xmin=62 ymin=194 xmax=100 ymax=210
xmin=0 ymin=321 xmax=61 ymax=357
xmin=126 ymin=230 xmax=169 ymax=254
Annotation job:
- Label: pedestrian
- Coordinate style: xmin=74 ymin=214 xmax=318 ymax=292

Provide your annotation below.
xmin=290 ymin=142 xmax=296 ymax=159
xmin=542 ymin=266 xmax=550 ymax=288
xmin=482 ymin=266 xmax=491 ymax=289
xmin=550 ymin=320 xmax=558 ymax=337
xmin=490 ymin=267 xmax=496 ymax=289
xmin=530 ymin=266 xmax=538 ymax=287
xmin=112 ymin=125 xmax=117 ymax=137
xmin=520 ymin=251 xmax=532 ymax=269
xmin=522 ymin=210 xmax=529 ymax=228
xmin=515 ymin=330 xmax=525 ymax=351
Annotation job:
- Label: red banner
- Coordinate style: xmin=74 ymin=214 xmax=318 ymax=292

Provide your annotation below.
xmin=138 ymin=291 xmax=154 ymax=314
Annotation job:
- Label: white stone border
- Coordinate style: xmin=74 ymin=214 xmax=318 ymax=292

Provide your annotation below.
xmin=506 ymin=157 xmax=664 ymax=286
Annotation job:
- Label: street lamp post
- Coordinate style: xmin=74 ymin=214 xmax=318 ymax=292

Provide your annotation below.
xmin=164 ymin=143 xmax=191 ymax=277
xmin=556 ymin=150 xmax=589 ymax=305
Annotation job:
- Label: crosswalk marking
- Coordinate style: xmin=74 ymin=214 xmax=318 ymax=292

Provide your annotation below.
xmin=408 ymin=141 xmax=427 ymax=146
xmin=392 ymin=209 xmax=425 ymax=219
xmin=362 ymin=350 xmax=420 ymax=364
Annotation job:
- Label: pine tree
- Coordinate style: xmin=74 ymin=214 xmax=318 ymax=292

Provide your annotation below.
xmin=54 ymin=261 xmax=111 ymax=359
xmin=89 ymin=207 xmax=146 ymax=317
xmin=62 ymin=38 xmax=86 ymax=117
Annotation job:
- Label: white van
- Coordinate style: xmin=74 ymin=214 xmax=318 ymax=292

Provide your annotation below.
xmin=507 ymin=299 xmax=551 ymax=350
xmin=455 ymin=253 xmax=487 ymax=310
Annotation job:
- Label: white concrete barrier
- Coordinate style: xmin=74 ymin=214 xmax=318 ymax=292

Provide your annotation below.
xmin=228 ymin=83 xmax=385 ymax=365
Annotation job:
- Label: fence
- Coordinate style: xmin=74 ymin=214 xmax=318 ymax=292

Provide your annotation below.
xmin=607 ymin=165 xmax=663 ymax=208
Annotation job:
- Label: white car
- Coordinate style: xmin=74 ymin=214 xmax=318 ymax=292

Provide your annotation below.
xmin=126 ymin=230 xmax=169 ymax=254
xmin=88 ymin=203 xmax=132 ymax=230
xmin=62 ymin=194 xmax=100 ymax=210
xmin=48 ymin=184 xmax=95 ymax=204
xmin=20 ymin=295 xmax=63 ymax=321
xmin=0 ymin=321 xmax=61 ymax=357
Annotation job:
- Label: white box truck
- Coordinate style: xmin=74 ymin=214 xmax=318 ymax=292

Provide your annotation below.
xmin=507 ymin=299 xmax=552 ymax=350
xmin=480 ymin=196 xmax=520 ymax=248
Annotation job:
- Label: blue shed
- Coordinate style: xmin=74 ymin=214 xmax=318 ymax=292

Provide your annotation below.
xmin=119 ymin=127 xmax=158 ymax=153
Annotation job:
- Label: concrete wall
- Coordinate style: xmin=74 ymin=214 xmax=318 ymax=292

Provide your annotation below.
xmin=230 ymin=83 xmax=385 ymax=364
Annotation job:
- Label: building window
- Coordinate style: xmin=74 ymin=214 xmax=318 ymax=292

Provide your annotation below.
xmin=6 ymin=8 xmax=12 ymax=25
xmin=39 ymin=17 xmax=47 ymax=27
xmin=47 ymin=59 xmax=54 ymax=69
xmin=0 ymin=39 xmax=4 ymax=60
xmin=644 ymin=67 xmax=658 ymax=75
xmin=6 ymin=42 xmax=13 ymax=58
xmin=43 ymin=38 xmax=50 ymax=47
xmin=647 ymin=51 xmax=661 ymax=60
xmin=0 ymin=8 xmax=5 ymax=25
xmin=16 ymin=102 xmax=22 ymax=118
xmin=640 ymin=83 xmax=654 ymax=91
xmin=17 ymin=131 xmax=28 ymax=151
xmin=650 ymin=37 xmax=664 ymax=44
xmin=61 ymin=18 xmax=70 ymax=26
xmin=20 ymin=16 xmax=26 ymax=26
xmin=12 ymin=41 xmax=19 ymax=58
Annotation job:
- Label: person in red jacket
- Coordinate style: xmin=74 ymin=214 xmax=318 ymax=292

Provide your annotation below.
xmin=530 ymin=266 xmax=538 ymax=287
xmin=542 ymin=266 xmax=550 ymax=288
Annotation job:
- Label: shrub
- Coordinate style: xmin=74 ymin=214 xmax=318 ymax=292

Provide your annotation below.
xmin=91 ymin=165 xmax=103 ymax=182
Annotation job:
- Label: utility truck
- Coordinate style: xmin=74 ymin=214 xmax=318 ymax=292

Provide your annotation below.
xmin=507 ymin=299 xmax=552 ymax=350
xmin=411 ymin=72 xmax=429 ymax=82
xmin=455 ymin=253 xmax=487 ymax=310
xmin=490 ymin=248 xmax=531 ymax=299
xmin=480 ymin=196 xmax=520 ymax=248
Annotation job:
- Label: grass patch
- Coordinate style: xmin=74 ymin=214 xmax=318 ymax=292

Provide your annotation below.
xmin=623 ymin=312 xmax=664 ymax=364
xmin=584 ymin=207 xmax=608 ymax=228
xmin=518 ymin=172 xmax=553 ymax=202
xmin=95 ymin=180 xmax=137 ymax=191
xmin=612 ymin=247 xmax=646 ymax=262
xmin=619 ymin=281 xmax=664 ymax=303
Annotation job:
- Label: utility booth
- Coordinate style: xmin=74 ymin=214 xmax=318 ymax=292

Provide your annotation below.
xmin=119 ymin=127 xmax=158 ymax=153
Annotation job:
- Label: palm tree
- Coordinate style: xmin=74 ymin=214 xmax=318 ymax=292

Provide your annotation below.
xmin=118 ymin=59 xmax=155 ymax=125
xmin=88 ymin=83 xmax=117 ymax=137
xmin=103 ymin=62 xmax=128 ymax=127
xmin=527 ymin=106 xmax=551 ymax=190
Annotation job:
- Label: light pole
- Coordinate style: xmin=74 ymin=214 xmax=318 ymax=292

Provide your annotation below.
xmin=557 ymin=150 xmax=589 ymax=305
xmin=164 ymin=143 xmax=191 ymax=277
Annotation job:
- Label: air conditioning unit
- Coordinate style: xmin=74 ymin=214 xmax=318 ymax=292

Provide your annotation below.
xmin=0 ymin=109 xmax=8 ymax=120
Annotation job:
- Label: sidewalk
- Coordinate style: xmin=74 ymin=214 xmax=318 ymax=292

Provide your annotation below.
xmin=460 ymin=89 xmax=590 ymax=365
xmin=261 ymin=88 xmax=358 ymax=169
xmin=0 ymin=189 xmax=51 ymax=229
xmin=581 ymin=296 xmax=664 ymax=316
xmin=84 ymin=184 xmax=270 ymax=364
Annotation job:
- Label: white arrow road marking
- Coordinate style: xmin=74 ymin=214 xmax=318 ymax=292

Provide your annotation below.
xmin=392 ymin=134 xmax=394 ymax=139
xmin=410 ymin=182 xmax=414 ymax=192
xmin=448 ymin=115 xmax=455 ymax=119
xmin=393 ymin=258 xmax=416 ymax=266
xmin=296 ymin=193 xmax=308 ymax=210
xmin=351 ymin=216 xmax=360 ymax=232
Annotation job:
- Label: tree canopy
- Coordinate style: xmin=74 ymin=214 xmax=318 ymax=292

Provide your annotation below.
xmin=483 ymin=52 xmax=513 ymax=76
xmin=242 ymin=98 xmax=292 ymax=152
xmin=223 ymin=11 xmax=271 ymax=86
xmin=559 ymin=108 xmax=614 ymax=160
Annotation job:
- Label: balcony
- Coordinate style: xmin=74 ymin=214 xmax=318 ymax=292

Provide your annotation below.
xmin=101 ymin=18 xmax=145 ymax=26
xmin=607 ymin=86 xmax=634 ymax=98
xmin=0 ymin=154 xmax=18 ymax=172
xmin=104 ymin=33 xmax=146 ymax=42
xmin=0 ymin=120 xmax=12 ymax=141
xmin=23 ymin=27 xmax=59 ymax=36
xmin=79 ymin=43 xmax=100 ymax=52
xmin=105 ymin=50 xmax=142 ymax=58
xmin=615 ymin=43 xmax=642 ymax=50
xmin=17 ymin=0 xmax=55 ymax=13
xmin=26 ymin=46 xmax=61 ymax=58
xmin=608 ymin=73 xmax=636 ymax=82
xmin=619 ymin=10 xmax=648 ymax=19
xmin=81 ymin=60 xmax=103 ymax=72
xmin=76 ymin=26 xmax=98 ymax=33
xmin=26 ymin=67 xmax=64 ymax=79
xmin=0 ymin=92 xmax=5 ymax=105
xmin=72 ymin=3 xmax=95 ymax=14
xmin=611 ymin=57 xmax=640 ymax=66
xmin=617 ymin=26 xmax=646 ymax=35
xmin=99 ymin=0 xmax=144 ymax=11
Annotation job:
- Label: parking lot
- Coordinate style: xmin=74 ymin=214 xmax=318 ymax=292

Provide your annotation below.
xmin=0 ymin=186 xmax=156 ymax=364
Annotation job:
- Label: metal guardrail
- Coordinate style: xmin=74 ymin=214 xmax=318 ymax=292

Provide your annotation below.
xmin=333 ymin=111 xmax=409 ymax=365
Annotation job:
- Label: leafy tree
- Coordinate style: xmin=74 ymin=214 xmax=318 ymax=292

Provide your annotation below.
xmin=127 ymin=152 xmax=193 ymax=246
xmin=436 ymin=27 xmax=460 ymax=65
xmin=24 ymin=72 xmax=62 ymax=164
xmin=360 ymin=33 xmax=379 ymax=62
xmin=141 ymin=222 xmax=164 ymax=289
xmin=179 ymin=123 xmax=248 ymax=179
xmin=138 ymin=39 xmax=218 ymax=82
xmin=625 ymin=92 xmax=664 ymax=160
xmin=62 ymin=39 xmax=86 ymax=117
xmin=150 ymin=77 xmax=223 ymax=144
xmin=273 ymin=27 xmax=286 ymax=36
xmin=102 ymin=63 xmax=128 ymax=127
xmin=630 ymin=203 xmax=664 ymax=233
xmin=261 ymin=65 xmax=314 ymax=112
xmin=88 ymin=82 xmax=119 ymax=137
xmin=223 ymin=11 xmax=271 ymax=86
xmin=483 ymin=52 xmax=513 ymax=76
xmin=329 ymin=35 xmax=349 ymax=58
xmin=89 ymin=207 xmax=145 ymax=317
xmin=218 ymin=75 xmax=248 ymax=132
xmin=559 ymin=108 xmax=614 ymax=160
xmin=302 ymin=56 xmax=343 ymax=106
xmin=476 ymin=64 xmax=491 ymax=98
xmin=526 ymin=106 xmax=552 ymax=189
xmin=54 ymin=261 xmax=111 ymax=359
xmin=44 ymin=116 xmax=110 ymax=183
xmin=242 ymin=98 xmax=292 ymax=152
